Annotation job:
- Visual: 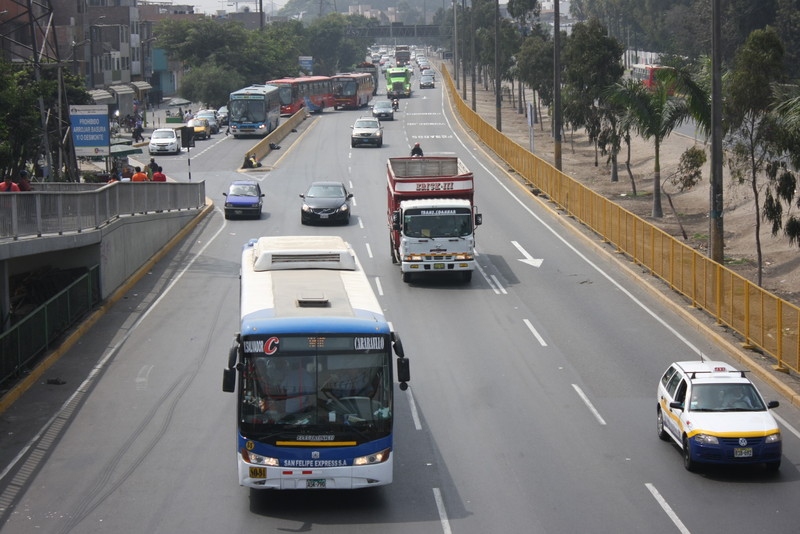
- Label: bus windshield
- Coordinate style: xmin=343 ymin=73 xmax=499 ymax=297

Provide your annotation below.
xmin=229 ymin=99 xmax=265 ymax=123
xmin=276 ymin=85 xmax=294 ymax=106
xmin=240 ymin=336 xmax=392 ymax=439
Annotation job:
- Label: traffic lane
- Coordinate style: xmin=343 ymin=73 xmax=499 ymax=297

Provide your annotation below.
xmin=382 ymin=279 xmax=691 ymax=533
xmin=0 ymin=213 xmax=241 ymax=532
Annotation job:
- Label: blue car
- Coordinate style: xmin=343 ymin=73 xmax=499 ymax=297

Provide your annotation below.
xmin=224 ymin=180 xmax=264 ymax=219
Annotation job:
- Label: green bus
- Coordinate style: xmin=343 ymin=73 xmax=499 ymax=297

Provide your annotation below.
xmin=386 ymin=68 xmax=412 ymax=98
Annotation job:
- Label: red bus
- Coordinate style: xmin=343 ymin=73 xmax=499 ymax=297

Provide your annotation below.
xmin=331 ymin=73 xmax=375 ymax=110
xmin=265 ymin=76 xmax=334 ymax=115
xmin=630 ymin=64 xmax=670 ymax=90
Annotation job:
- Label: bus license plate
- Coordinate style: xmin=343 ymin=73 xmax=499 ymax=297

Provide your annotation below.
xmin=734 ymin=447 xmax=753 ymax=458
xmin=433 ymin=263 xmax=445 ymax=269
xmin=306 ymin=479 xmax=326 ymax=488
xmin=249 ymin=466 xmax=266 ymax=479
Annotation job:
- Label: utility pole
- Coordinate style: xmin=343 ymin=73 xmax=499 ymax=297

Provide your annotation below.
xmin=709 ymin=0 xmax=724 ymax=263
xmin=494 ymin=0 xmax=500 ymax=131
xmin=553 ymin=0 xmax=562 ymax=170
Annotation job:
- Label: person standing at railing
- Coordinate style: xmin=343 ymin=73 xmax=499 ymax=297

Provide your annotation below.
xmin=151 ymin=166 xmax=166 ymax=182
xmin=131 ymin=166 xmax=149 ymax=182
xmin=1 ymin=176 xmax=20 ymax=192
xmin=17 ymin=170 xmax=32 ymax=191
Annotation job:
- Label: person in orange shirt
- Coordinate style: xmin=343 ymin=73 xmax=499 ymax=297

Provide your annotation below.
xmin=0 ymin=176 xmax=20 ymax=191
xmin=151 ymin=166 xmax=167 ymax=182
xmin=131 ymin=166 xmax=149 ymax=182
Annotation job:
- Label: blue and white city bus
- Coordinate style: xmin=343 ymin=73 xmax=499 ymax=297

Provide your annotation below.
xmin=227 ymin=84 xmax=281 ymax=138
xmin=222 ymin=236 xmax=410 ymax=490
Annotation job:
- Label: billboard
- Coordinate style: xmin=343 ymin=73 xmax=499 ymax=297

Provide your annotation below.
xmin=70 ymin=105 xmax=110 ymax=157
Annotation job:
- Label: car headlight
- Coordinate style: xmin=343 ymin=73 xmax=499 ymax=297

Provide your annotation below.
xmin=353 ymin=447 xmax=391 ymax=466
xmin=302 ymin=203 xmax=311 ymax=212
xmin=766 ymin=432 xmax=781 ymax=443
xmin=339 ymin=203 xmax=349 ymax=212
xmin=225 ymin=202 xmax=233 ymax=208
xmin=693 ymin=434 xmax=719 ymax=445
xmin=242 ymin=448 xmax=279 ymax=467
xmin=454 ymin=253 xmax=473 ymax=260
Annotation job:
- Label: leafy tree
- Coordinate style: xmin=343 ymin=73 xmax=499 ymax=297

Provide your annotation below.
xmin=724 ymin=27 xmax=786 ymax=286
xmin=516 ymin=27 xmax=554 ymax=107
xmin=305 ymin=14 xmax=372 ymax=75
xmin=181 ymin=63 xmax=245 ymax=109
xmin=562 ymin=19 xmax=624 ymax=166
xmin=606 ymin=73 xmax=691 ymax=218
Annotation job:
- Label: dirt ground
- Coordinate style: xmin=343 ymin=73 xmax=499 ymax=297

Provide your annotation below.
xmin=454 ymin=74 xmax=800 ymax=307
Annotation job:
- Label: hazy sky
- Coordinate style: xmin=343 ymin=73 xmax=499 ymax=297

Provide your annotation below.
xmin=187 ymin=0 xmax=285 ymax=16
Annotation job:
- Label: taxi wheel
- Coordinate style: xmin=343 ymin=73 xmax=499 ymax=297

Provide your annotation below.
xmin=682 ymin=436 xmax=697 ymax=472
xmin=656 ymin=408 xmax=669 ymax=441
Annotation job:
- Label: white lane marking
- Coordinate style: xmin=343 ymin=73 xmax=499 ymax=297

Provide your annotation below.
xmin=407 ymin=386 xmax=422 ymax=431
xmin=773 ymin=412 xmax=800 ymax=441
xmin=512 ymin=240 xmax=544 ymax=268
xmin=374 ymin=277 xmax=384 ymax=296
xmin=475 ymin=261 xmax=500 ymax=294
xmin=572 ymin=384 xmax=607 ymax=425
xmin=646 ymin=483 xmax=691 ymax=534
xmin=135 ymin=365 xmax=154 ymax=390
xmin=432 ymin=488 xmax=453 ymax=534
xmin=490 ymin=274 xmax=508 ymax=294
xmin=365 ymin=242 xmax=373 ymax=259
xmin=523 ymin=319 xmax=548 ymax=347
xmin=358 ymin=216 xmax=364 ymax=229
xmin=440 ymin=88 xmax=706 ymax=358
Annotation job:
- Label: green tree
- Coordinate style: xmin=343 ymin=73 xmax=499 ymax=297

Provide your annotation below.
xmin=606 ymin=75 xmax=691 ymax=218
xmin=562 ymin=19 xmax=624 ymax=167
xmin=724 ymin=27 xmax=786 ymax=285
xmin=516 ymin=27 xmax=554 ymax=107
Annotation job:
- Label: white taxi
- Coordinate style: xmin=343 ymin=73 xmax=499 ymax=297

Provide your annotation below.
xmin=657 ymin=360 xmax=782 ymax=472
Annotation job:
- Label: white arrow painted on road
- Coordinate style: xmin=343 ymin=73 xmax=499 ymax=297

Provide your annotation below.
xmin=512 ymin=241 xmax=543 ymax=268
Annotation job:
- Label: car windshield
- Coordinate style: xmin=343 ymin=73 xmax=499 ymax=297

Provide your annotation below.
xmin=422 ymin=76 xmax=434 ymax=81
xmin=375 ymin=102 xmax=392 ymax=110
xmin=689 ymin=383 xmax=766 ymax=412
xmin=189 ymin=119 xmax=206 ymax=127
xmin=306 ymin=184 xmax=345 ymax=198
xmin=230 ymin=184 xmax=259 ymax=197
xmin=152 ymin=130 xmax=175 ymax=139
xmin=355 ymin=120 xmax=378 ymax=128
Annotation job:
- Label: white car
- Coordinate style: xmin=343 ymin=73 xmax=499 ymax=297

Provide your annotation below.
xmin=657 ymin=360 xmax=782 ymax=472
xmin=148 ymin=128 xmax=180 ymax=155
xmin=350 ymin=117 xmax=383 ymax=148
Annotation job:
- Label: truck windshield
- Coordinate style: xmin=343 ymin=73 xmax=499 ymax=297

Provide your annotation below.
xmin=404 ymin=213 xmax=472 ymax=238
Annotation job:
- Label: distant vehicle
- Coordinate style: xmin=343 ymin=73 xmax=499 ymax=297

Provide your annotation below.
xmin=354 ymin=62 xmax=380 ymax=95
xmin=300 ymin=181 xmax=353 ymax=224
xmin=195 ymin=109 xmax=220 ymax=133
xmin=217 ymin=105 xmax=229 ymax=125
xmin=419 ymin=74 xmax=435 ymax=89
xmin=223 ymin=180 xmax=264 ymax=219
xmin=332 ymin=73 xmax=375 ymax=110
xmin=372 ymin=100 xmax=395 ymax=121
xmin=657 ymin=360 xmax=782 ymax=472
xmin=395 ymin=45 xmax=411 ymax=67
xmin=148 ymin=128 xmax=180 ymax=155
xmin=418 ymin=61 xmax=431 ymax=72
xmin=187 ymin=118 xmax=211 ymax=140
xmin=631 ymin=64 xmax=672 ymax=90
xmin=351 ymin=117 xmax=383 ymax=148
xmin=266 ymin=76 xmax=334 ymax=115
xmin=228 ymin=84 xmax=281 ymax=138
xmin=386 ymin=67 xmax=412 ymax=98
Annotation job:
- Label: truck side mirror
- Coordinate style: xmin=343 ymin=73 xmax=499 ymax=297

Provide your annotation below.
xmin=392 ymin=210 xmax=401 ymax=231
xmin=475 ymin=213 xmax=482 ymax=226
xmin=222 ymin=368 xmax=236 ymax=392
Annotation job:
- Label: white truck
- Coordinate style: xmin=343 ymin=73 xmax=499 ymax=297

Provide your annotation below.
xmin=387 ymin=157 xmax=482 ymax=283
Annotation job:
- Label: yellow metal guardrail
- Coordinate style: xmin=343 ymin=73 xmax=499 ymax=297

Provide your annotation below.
xmin=441 ymin=64 xmax=800 ymax=374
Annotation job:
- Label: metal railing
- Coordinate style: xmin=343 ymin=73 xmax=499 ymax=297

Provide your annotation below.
xmin=0 ymin=266 xmax=100 ymax=390
xmin=441 ymin=65 xmax=800 ymax=374
xmin=0 ymin=181 xmax=206 ymax=240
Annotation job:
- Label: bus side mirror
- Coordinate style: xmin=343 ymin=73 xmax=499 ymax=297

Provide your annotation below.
xmin=392 ymin=331 xmax=405 ymax=357
xmin=475 ymin=213 xmax=482 ymax=226
xmin=396 ymin=357 xmax=410 ymax=390
xmin=392 ymin=211 xmax=401 ymax=231
xmin=222 ymin=368 xmax=236 ymax=392
xmin=223 ymin=341 xmax=239 ymax=393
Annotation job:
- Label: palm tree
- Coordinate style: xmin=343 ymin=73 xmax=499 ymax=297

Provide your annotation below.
xmin=605 ymin=78 xmax=690 ymax=218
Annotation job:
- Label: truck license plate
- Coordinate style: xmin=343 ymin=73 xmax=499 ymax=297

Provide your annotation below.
xmin=306 ymin=479 xmax=326 ymax=488
xmin=734 ymin=447 xmax=753 ymax=458
xmin=249 ymin=467 xmax=266 ymax=478
xmin=433 ymin=263 xmax=445 ymax=269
